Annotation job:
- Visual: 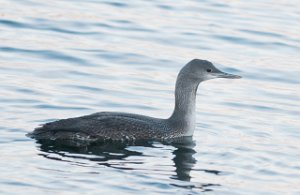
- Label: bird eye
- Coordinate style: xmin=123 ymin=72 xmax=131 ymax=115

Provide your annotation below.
xmin=206 ymin=69 xmax=212 ymax=73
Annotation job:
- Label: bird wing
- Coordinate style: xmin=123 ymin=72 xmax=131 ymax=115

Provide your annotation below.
xmin=31 ymin=112 xmax=159 ymax=140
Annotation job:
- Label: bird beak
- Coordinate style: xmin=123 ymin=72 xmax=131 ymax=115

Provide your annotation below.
xmin=212 ymin=70 xmax=241 ymax=79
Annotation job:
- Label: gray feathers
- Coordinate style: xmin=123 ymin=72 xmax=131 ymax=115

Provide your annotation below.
xmin=29 ymin=59 xmax=240 ymax=143
xmin=30 ymin=112 xmax=173 ymax=141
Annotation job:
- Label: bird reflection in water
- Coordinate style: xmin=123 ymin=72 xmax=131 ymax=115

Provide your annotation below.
xmin=36 ymin=137 xmax=220 ymax=192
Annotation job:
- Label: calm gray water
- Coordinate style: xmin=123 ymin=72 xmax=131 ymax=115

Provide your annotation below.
xmin=0 ymin=0 xmax=300 ymax=194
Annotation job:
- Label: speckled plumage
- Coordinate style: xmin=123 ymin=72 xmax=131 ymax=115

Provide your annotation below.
xmin=31 ymin=112 xmax=182 ymax=141
xmin=29 ymin=59 xmax=241 ymax=142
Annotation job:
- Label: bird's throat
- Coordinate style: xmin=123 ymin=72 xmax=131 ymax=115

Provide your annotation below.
xmin=169 ymin=76 xmax=200 ymax=135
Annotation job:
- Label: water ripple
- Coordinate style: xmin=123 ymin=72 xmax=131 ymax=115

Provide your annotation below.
xmin=0 ymin=47 xmax=92 ymax=66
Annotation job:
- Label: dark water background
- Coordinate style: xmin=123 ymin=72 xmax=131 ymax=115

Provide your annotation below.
xmin=0 ymin=0 xmax=299 ymax=194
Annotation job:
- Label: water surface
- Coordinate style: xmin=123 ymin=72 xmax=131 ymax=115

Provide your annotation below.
xmin=0 ymin=0 xmax=300 ymax=194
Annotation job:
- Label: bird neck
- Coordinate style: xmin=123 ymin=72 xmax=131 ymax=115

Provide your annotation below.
xmin=169 ymin=75 xmax=201 ymax=136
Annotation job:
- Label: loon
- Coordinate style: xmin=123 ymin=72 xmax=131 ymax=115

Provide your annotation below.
xmin=28 ymin=59 xmax=241 ymax=142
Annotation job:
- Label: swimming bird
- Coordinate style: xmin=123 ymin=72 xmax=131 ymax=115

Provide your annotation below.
xmin=29 ymin=59 xmax=241 ymax=142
